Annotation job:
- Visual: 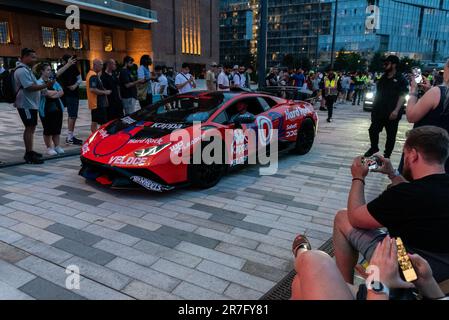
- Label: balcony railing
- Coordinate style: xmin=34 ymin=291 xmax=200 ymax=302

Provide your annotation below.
xmin=42 ymin=0 xmax=158 ymax=23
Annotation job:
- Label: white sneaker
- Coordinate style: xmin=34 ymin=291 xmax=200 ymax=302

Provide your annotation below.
xmin=54 ymin=146 xmax=65 ymax=154
xmin=47 ymin=148 xmax=58 ymax=156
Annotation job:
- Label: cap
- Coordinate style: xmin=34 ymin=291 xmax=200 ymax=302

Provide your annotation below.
xmin=211 ymin=62 xmax=218 ymax=67
xmin=384 ymin=55 xmax=400 ymax=65
xmin=233 ymin=65 xmax=239 ymax=70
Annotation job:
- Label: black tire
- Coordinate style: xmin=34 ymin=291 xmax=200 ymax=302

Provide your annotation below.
xmin=293 ymin=118 xmax=316 ymax=155
xmin=188 ymin=141 xmax=226 ymax=189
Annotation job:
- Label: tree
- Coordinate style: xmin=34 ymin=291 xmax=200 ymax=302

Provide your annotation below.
xmin=280 ymin=53 xmax=311 ymax=70
xmin=369 ymin=51 xmax=385 ymax=72
xmin=240 ymin=53 xmax=256 ymax=69
xmin=334 ymin=50 xmax=366 ymax=72
xmin=282 ymin=54 xmax=295 ymax=69
xmin=398 ymin=57 xmax=423 ymax=74
xmin=295 ymin=56 xmax=312 ymax=71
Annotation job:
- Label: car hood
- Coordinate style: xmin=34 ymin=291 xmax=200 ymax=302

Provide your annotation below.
xmin=81 ymin=119 xmax=197 ymax=167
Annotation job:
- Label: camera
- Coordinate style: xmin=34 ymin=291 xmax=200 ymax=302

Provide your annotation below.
xmin=362 ymin=155 xmax=383 ymax=171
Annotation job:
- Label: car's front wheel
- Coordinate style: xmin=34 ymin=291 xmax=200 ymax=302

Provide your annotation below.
xmin=188 ymin=141 xmax=226 ymax=189
xmin=293 ymin=118 xmax=316 ymax=155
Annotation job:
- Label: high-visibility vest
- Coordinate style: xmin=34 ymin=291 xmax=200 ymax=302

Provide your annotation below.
xmin=325 ymin=78 xmax=337 ymax=88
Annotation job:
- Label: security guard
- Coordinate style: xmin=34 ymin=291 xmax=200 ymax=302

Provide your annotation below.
xmin=324 ymin=71 xmax=338 ymax=123
xmin=365 ymin=55 xmax=409 ymax=159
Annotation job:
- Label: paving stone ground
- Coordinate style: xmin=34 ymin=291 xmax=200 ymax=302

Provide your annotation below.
xmin=0 ymin=100 xmax=412 ymax=300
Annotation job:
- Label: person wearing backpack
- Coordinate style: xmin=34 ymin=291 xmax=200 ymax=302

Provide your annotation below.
xmin=14 ymin=48 xmax=52 ymax=164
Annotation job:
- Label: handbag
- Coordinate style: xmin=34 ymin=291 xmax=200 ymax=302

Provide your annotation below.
xmin=137 ymin=81 xmax=149 ymax=101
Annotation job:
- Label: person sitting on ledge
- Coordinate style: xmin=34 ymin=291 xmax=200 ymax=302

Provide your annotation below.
xmin=290 ymin=235 xmax=447 ymax=300
xmin=333 ymin=126 xmax=449 ymax=287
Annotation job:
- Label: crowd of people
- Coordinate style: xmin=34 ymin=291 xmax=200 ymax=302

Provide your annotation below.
xmin=0 ymin=47 xmax=265 ymax=164
xmin=1 ymin=48 xmax=214 ymax=164
xmin=263 ymin=67 xmax=383 ymax=123
xmin=1 ymin=45 xmax=449 ymax=300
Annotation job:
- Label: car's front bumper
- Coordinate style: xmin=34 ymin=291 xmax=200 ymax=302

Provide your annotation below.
xmin=79 ymin=157 xmax=178 ymax=192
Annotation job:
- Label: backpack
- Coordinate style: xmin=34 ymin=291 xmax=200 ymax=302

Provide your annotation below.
xmin=0 ymin=66 xmax=24 ymax=103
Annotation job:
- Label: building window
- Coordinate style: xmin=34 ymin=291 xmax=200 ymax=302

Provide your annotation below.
xmin=42 ymin=27 xmax=55 ymax=48
xmin=0 ymin=21 xmax=11 ymax=44
xmin=182 ymin=0 xmax=202 ymax=55
xmin=57 ymin=29 xmax=69 ymax=48
xmin=71 ymin=30 xmax=82 ymax=49
xmin=104 ymin=34 xmax=113 ymax=52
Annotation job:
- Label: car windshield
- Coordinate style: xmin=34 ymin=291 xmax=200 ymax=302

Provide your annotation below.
xmin=132 ymin=92 xmax=231 ymax=124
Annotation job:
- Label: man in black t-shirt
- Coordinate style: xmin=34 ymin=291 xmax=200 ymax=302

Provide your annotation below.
xmin=101 ymin=59 xmax=123 ymax=121
xmin=334 ymin=126 xmax=449 ymax=285
xmin=365 ymin=55 xmax=409 ymax=159
xmin=57 ymin=55 xmax=83 ymax=145
xmin=119 ymin=56 xmax=144 ymax=116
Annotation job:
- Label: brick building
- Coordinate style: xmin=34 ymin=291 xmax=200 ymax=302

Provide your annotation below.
xmin=0 ymin=0 xmax=219 ymax=77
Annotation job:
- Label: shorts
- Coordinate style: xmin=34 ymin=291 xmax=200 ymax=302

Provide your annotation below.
xmin=91 ymin=107 xmax=108 ymax=125
xmin=18 ymin=108 xmax=38 ymax=127
xmin=122 ymin=98 xmax=137 ymax=116
xmin=348 ymin=228 xmax=388 ymax=262
xmin=348 ymin=228 xmax=449 ymax=283
xmin=40 ymin=109 xmax=63 ymax=136
xmin=64 ymin=96 xmax=79 ymax=119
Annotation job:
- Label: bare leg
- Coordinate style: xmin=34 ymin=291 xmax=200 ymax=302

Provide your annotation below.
xmin=91 ymin=122 xmax=98 ymax=134
xmin=333 ymin=209 xmax=359 ymax=284
xmin=68 ymin=118 xmax=76 ymax=134
xmin=23 ymin=126 xmax=36 ymax=153
xmin=291 ymin=250 xmax=354 ymax=300
xmin=52 ymin=135 xmax=60 ymax=148
xmin=43 ymin=135 xmax=53 ymax=149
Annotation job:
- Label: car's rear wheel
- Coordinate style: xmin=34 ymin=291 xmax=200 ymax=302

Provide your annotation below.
xmin=188 ymin=141 xmax=226 ymax=189
xmin=293 ymin=118 xmax=315 ymax=155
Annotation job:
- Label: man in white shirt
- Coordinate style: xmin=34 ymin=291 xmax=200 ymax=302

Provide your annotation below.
xmin=217 ymin=65 xmax=232 ymax=92
xmin=175 ymin=63 xmax=197 ymax=94
xmin=154 ymin=65 xmax=168 ymax=97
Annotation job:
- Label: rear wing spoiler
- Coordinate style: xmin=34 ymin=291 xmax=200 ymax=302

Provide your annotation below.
xmin=257 ymin=86 xmax=316 ymax=104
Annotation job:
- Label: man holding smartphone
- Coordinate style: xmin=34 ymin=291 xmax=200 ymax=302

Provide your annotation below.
xmin=333 ymin=126 xmax=449 ymax=286
xmin=57 ymin=54 xmax=83 ymax=145
xmin=175 ymin=63 xmax=197 ymax=94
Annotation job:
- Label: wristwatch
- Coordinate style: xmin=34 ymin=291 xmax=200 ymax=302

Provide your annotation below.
xmin=368 ymin=281 xmax=390 ymax=296
xmin=388 ymin=169 xmax=401 ymax=180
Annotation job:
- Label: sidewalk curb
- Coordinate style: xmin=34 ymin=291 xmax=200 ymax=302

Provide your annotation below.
xmin=0 ymin=150 xmax=81 ymax=169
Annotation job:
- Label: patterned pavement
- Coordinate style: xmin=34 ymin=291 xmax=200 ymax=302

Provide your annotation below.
xmin=0 ymin=101 xmax=91 ymax=164
xmin=0 ymin=101 xmax=412 ymax=300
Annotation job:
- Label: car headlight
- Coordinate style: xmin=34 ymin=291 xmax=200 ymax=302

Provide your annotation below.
xmin=135 ymin=143 xmax=171 ymax=157
xmin=88 ymin=131 xmax=99 ymax=144
xmin=366 ymin=92 xmax=374 ymax=99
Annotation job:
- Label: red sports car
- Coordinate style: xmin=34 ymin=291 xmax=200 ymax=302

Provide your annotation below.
xmin=80 ymin=91 xmax=318 ymax=192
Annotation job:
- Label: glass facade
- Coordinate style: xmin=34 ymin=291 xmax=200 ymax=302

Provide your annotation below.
xmin=320 ymin=0 xmax=449 ymax=62
xmin=220 ymin=0 xmax=332 ymax=67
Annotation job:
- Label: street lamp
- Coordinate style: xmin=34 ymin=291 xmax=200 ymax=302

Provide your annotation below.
xmin=330 ymin=0 xmax=338 ymax=69
xmin=257 ymin=0 xmax=268 ymax=89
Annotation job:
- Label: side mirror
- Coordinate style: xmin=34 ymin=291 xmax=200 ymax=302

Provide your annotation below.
xmin=234 ymin=114 xmax=255 ymax=125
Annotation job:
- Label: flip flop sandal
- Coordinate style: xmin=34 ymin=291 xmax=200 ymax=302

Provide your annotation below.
xmin=292 ymin=234 xmax=312 ymax=258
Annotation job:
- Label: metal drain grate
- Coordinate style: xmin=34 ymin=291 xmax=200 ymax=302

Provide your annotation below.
xmin=260 ymin=238 xmax=334 ymax=300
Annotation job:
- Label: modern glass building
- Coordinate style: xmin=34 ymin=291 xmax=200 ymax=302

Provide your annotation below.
xmin=319 ymin=0 xmax=449 ymax=63
xmin=220 ymin=0 xmax=332 ymax=67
